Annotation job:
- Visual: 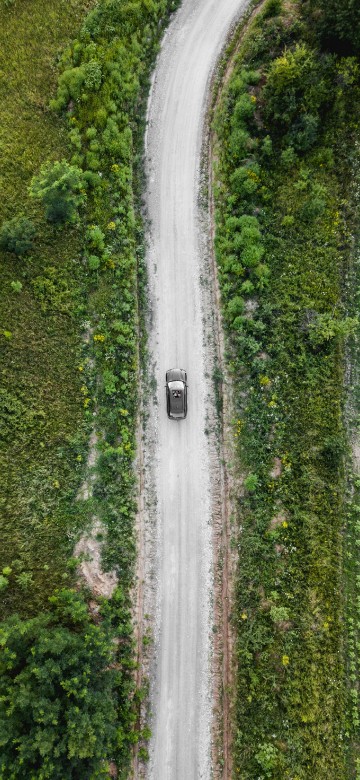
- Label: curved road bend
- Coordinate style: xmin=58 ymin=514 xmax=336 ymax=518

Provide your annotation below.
xmin=145 ymin=0 xmax=250 ymax=777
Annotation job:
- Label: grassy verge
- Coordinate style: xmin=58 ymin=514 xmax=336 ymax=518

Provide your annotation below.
xmin=213 ymin=0 xmax=360 ymax=776
xmin=343 ymin=141 xmax=360 ymax=779
xmin=0 ymin=0 xmax=179 ymax=776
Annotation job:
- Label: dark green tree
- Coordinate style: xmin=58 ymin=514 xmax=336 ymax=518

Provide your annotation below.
xmin=304 ymin=0 xmax=360 ymax=52
xmin=0 ymin=215 xmax=35 ymax=255
xmin=29 ymin=160 xmax=86 ymax=224
xmin=0 ymin=589 xmax=117 ymax=779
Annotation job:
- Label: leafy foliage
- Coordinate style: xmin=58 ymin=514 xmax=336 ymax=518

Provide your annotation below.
xmin=0 ymin=593 xmax=115 ymax=778
xmin=0 ymin=215 xmax=35 ymax=255
xmin=308 ymin=313 xmax=359 ymax=346
xmin=29 ymin=160 xmax=86 ymax=224
xmin=303 ymin=0 xmax=360 ymax=53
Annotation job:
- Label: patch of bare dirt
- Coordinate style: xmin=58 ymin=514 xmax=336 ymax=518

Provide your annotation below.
xmin=109 ymin=761 xmax=118 ymax=778
xmin=352 ymin=440 xmax=360 ymax=473
xmin=75 ymin=428 xmax=117 ymax=599
xmin=244 ymin=298 xmax=259 ymax=318
xmin=74 ymin=519 xmax=117 ymax=598
xmin=77 ymin=430 xmax=97 ymax=501
xmin=270 ymin=511 xmax=287 ymax=530
xmin=270 ymin=456 xmax=282 ymax=479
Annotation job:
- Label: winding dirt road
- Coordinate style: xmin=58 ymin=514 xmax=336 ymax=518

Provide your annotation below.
xmin=144 ymin=1 xmax=249 ymax=777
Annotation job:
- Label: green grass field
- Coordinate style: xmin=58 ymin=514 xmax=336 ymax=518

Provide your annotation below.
xmin=0 ymin=0 xmax=93 ymax=617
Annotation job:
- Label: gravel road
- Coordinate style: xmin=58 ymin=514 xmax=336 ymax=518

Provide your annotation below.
xmin=144 ymin=1 xmax=249 ymax=777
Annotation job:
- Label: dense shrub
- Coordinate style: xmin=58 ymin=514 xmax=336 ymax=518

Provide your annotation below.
xmin=0 ymin=590 xmax=117 ymax=779
xmin=29 ymin=160 xmax=86 ymax=224
xmin=308 ymin=313 xmax=359 ymax=346
xmin=304 ymin=0 xmax=360 ymax=53
xmin=260 ymin=43 xmax=336 ymax=155
xmin=0 ymin=215 xmax=35 ymax=255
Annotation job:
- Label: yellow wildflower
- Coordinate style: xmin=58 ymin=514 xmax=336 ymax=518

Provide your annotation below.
xmin=259 ymin=375 xmax=271 ymax=386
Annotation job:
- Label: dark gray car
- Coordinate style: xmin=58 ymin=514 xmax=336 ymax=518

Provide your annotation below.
xmin=165 ymin=368 xmax=188 ymax=419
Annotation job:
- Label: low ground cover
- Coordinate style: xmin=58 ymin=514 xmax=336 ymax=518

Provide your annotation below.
xmin=213 ymin=0 xmax=360 ymax=776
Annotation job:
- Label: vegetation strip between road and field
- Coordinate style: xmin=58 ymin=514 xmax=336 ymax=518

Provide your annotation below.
xmin=212 ymin=0 xmax=360 ymax=776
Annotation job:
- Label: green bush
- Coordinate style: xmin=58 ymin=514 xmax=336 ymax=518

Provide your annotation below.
xmin=244 ymin=473 xmax=259 ymax=492
xmin=289 ymin=112 xmax=319 ymax=151
xmin=264 ymin=0 xmax=282 ymax=15
xmin=10 ymin=281 xmax=22 ymax=293
xmin=84 ymin=60 xmax=102 ymax=91
xmin=0 ymin=590 xmax=117 ymax=779
xmin=255 ymin=742 xmax=280 ymax=775
xmin=0 ymin=575 xmax=8 ymax=592
xmin=228 ymin=128 xmax=254 ymax=164
xmin=261 ymin=134 xmax=273 ymax=157
xmin=308 ymin=313 xmax=359 ymax=346
xmin=0 ymin=215 xmax=35 ymax=255
xmin=300 ymin=183 xmax=327 ymax=220
xmin=234 ymin=93 xmax=256 ymax=122
xmin=269 ymin=604 xmax=290 ymax=622
xmin=280 ymin=145 xmax=297 ymax=167
xmin=263 ymin=43 xmax=331 ymax=133
xmin=86 ymin=224 xmax=105 ymax=251
xmin=29 ymin=160 xmax=86 ymax=224
xmin=102 ymin=369 xmax=117 ymax=395
xmin=230 ymin=164 xmax=261 ymax=201
xmin=226 ymin=295 xmax=245 ymax=320
xmin=69 ymin=128 xmax=82 ymax=150
xmin=50 ymin=66 xmax=87 ymax=111
xmin=87 ymin=254 xmax=101 ymax=270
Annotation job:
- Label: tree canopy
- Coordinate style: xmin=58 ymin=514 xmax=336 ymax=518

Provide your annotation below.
xmin=0 ymin=590 xmax=117 ymax=779
xmin=304 ymin=0 xmax=360 ymax=53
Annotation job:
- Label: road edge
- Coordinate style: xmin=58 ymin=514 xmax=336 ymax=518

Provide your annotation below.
xmin=204 ymin=2 xmax=266 ymax=775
